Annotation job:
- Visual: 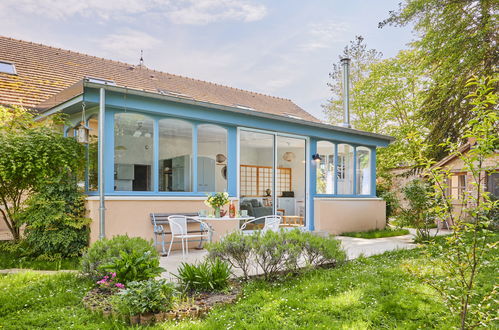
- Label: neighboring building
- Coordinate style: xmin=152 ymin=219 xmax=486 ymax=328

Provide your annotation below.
xmin=0 ymin=36 xmax=392 ymax=243
xmin=432 ymin=140 xmax=498 ymax=225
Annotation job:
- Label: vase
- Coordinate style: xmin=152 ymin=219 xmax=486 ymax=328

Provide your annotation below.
xmin=214 ymin=207 xmax=221 ymax=218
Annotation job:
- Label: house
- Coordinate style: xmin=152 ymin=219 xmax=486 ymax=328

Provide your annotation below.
xmin=431 ymin=139 xmax=498 ymax=225
xmin=0 ymin=36 xmax=393 ymax=244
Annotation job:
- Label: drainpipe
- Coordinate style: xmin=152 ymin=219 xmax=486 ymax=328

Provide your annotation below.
xmin=340 ymin=58 xmax=351 ymax=128
xmin=98 ymin=87 xmax=106 ymax=239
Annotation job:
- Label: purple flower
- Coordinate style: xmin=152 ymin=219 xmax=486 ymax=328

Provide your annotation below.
xmin=111 ymin=272 xmax=116 ymax=278
xmin=115 ymin=283 xmax=125 ymax=289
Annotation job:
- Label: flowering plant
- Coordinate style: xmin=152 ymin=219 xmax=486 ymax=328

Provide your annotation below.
xmin=96 ymin=272 xmax=125 ymax=291
xmin=204 ymin=192 xmax=230 ymax=209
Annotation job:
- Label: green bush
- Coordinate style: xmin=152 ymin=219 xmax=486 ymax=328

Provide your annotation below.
xmin=100 ymin=250 xmax=164 ymax=284
xmin=80 ymin=235 xmax=160 ymax=281
xmin=207 ymin=229 xmax=345 ymax=281
xmin=206 ymin=230 xmax=253 ymax=279
xmin=175 ymin=258 xmax=231 ymax=293
xmin=112 ymin=279 xmax=175 ymax=315
xmin=15 ymin=179 xmax=90 ymax=258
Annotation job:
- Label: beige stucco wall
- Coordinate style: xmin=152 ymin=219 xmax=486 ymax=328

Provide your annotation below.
xmin=86 ymin=197 xmax=239 ymax=250
xmin=314 ymin=198 xmax=386 ymax=235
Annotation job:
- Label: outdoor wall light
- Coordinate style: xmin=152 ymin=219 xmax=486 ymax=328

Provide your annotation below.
xmin=312 ymin=153 xmax=322 ymax=162
xmin=75 ymin=121 xmax=90 ymax=144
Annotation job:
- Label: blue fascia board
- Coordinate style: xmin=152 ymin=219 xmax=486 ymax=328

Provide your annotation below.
xmin=83 ymin=88 xmax=390 ymax=147
xmin=313 ymin=194 xmax=378 ymax=198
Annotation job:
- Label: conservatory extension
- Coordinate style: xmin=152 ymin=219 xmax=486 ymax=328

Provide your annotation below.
xmin=48 ymin=79 xmax=392 ymax=243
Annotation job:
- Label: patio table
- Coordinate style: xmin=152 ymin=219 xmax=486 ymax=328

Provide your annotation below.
xmin=193 ymin=216 xmax=254 ymax=243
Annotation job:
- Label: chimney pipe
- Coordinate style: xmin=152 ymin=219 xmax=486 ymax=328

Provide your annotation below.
xmin=340 ymin=57 xmax=351 ymax=128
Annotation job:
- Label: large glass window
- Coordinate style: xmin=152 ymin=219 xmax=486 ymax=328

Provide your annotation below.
xmin=159 ymin=119 xmax=193 ymax=192
xmin=337 ymin=144 xmax=354 ymax=195
xmin=114 ymin=113 xmax=154 ymax=191
xmin=87 ymin=116 xmax=99 ymax=191
xmin=316 ymin=141 xmax=335 ymax=194
xmin=197 ymin=124 xmax=227 ymax=192
xmin=356 ymin=146 xmax=371 ymax=195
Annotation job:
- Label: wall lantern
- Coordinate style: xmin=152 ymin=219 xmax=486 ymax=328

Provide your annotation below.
xmin=75 ymin=121 xmax=90 ymax=144
xmin=75 ymin=102 xmax=90 ymax=144
xmin=312 ymin=153 xmax=322 ymax=162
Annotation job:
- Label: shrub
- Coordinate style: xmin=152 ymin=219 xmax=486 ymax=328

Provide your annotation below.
xmin=206 ymin=231 xmax=252 ymax=279
xmin=175 ymin=258 xmax=231 ymax=293
xmin=299 ymin=231 xmax=346 ymax=267
xmin=401 ymin=179 xmax=438 ymax=242
xmin=112 ymin=279 xmax=175 ymax=315
xmin=15 ymin=179 xmax=90 ymax=258
xmin=81 ymin=235 xmax=160 ymax=281
xmin=100 ymin=250 xmax=164 ymax=284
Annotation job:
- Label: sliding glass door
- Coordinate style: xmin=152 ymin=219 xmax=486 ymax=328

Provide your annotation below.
xmin=239 ymin=129 xmax=306 ymax=229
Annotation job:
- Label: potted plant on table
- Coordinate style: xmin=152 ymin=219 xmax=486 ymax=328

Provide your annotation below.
xmin=204 ymin=192 xmax=230 ymax=217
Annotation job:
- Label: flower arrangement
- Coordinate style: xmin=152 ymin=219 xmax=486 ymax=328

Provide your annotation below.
xmin=204 ymin=192 xmax=230 ymax=217
xmin=96 ymin=272 xmax=125 ymax=291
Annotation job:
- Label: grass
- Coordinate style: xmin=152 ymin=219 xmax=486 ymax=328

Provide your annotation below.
xmin=1 ymin=235 xmax=497 ymax=329
xmin=340 ymin=228 xmax=410 ymax=239
xmin=0 ymin=241 xmax=81 ymax=270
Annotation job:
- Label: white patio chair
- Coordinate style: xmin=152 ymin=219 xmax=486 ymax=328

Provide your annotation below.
xmin=166 ymin=215 xmax=212 ymax=257
xmin=240 ymin=215 xmax=282 ymax=233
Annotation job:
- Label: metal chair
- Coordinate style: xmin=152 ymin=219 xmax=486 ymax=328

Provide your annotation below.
xmin=166 ymin=215 xmax=212 ymax=257
xmin=240 ymin=215 xmax=282 ymax=233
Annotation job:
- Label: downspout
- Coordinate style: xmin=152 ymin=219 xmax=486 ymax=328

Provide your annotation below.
xmin=98 ymin=88 xmax=106 ymax=239
xmin=340 ymin=58 xmax=351 ymax=128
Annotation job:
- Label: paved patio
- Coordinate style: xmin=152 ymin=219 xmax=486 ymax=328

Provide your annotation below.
xmin=159 ymin=228 xmax=453 ymax=279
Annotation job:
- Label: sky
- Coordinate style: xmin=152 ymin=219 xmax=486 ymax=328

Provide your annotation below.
xmin=0 ymin=0 xmax=413 ymax=121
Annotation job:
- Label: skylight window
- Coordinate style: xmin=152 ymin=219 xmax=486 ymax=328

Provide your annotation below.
xmin=85 ymin=76 xmax=116 ymax=86
xmin=234 ymin=104 xmax=255 ymax=111
xmin=0 ymin=61 xmax=16 ymax=75
xmin=157 ymin=89 xmax=192 ymax=99
xmin=285 ymin=113 xmax=303 ymax=120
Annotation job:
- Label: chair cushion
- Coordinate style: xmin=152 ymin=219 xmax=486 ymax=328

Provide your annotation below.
xmin=253 ymin=206 xmax=273 ymax=218
xmin=249 ymin=199 xmax=261 ymax=207
xmin=240 ymin=202 xmax=254 ymax=216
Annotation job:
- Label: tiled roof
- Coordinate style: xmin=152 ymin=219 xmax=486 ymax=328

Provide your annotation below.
xmin=0 ymin=36 xmax=319 ymax=122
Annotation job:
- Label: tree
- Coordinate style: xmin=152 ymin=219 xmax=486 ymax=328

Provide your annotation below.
xmin=350 ymin=50 xmax=428 ymax=174
xmin=0 ymin=105 xmax=85 ymax=240
xmin=322 ymin=36 xmax=383 ymax=124
xmin=407 ymin=76 xmax=498 ymax=329
xmin=380 ymin=0 xmax=499 ymax=160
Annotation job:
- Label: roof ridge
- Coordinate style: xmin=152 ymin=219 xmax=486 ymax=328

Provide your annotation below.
xmin=0 ymin=35 xmax=294 ymax=103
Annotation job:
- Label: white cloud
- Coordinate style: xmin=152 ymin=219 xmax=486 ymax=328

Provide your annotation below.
xmin=96 ymin=29 xmax=161 ymax=60
xmin=300 ymin=22 xmax=349 ymax=51
xmin=0 ymin=0 xmax=267 ymax=24
xmin=167 ymin=0 xmax=267 ymax=25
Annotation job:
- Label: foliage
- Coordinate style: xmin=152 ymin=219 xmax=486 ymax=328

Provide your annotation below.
xmin=1 ymin=236 xmax=497 ymax=329
xmin=99 ymin=249 xmax=164 ymax=285
xmin=407 ymin=77 xmax=498 ymax=329
xmin=112 ymin=279 xmax=175 ymax=315
xmin=204 ymin=192 xmax=230 ymax=209
xmin=380 ymin=0 xmax=498 ymax=160
xmin=376 ymin=177 xmax=400 ymax=219
xmin=294 ymin=231 xmax=346 ymax=267
xmin=400 ymin=179 xmax=438 ymax=243
xmin=80 ymin=235 xmax=159 ymax=281
xmin=207 ymin=229 xmax=345 ymax=281
xmin=206 ymin=230 xmax=253 ymax=279
xmin=322 ymin=35 xmax=383 ymax=125
xmin=0 ymin=105 xmax=85 ymax=240
xmin=14 ymin=177 xmax=90 ymax=258
xmin=341 ymin=228 xmax=410 ymax=239
xmin=0 ymin=241 xmax=80 ymax=270
xmin=175 ymin=258 xmax=231 ymax=293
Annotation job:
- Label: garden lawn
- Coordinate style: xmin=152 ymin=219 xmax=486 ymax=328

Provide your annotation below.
xmin=340 ymin=228 xmax=410 ymax=239
xmin=1 ymin=236 xmax=497 ymax=329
